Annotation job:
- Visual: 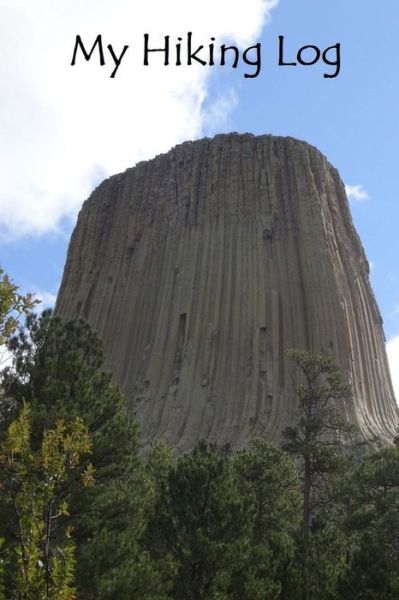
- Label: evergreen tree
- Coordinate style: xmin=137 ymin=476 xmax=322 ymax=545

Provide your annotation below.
xmin=0 ymin=267 xmax=38 ymax=597
xmin=3 ymin=279 xmax=397 ymax=599
xmin=1 ymin=311 xmax=147 ymax=598
xmin=145 ymin=440 xmax=250 ymax=600
xmin=339 ymin=445 xmax=399 ymax=599
xmin=282 ymin=349 xmax=356 ymax=600
xmin=230 ymin=439 xmax=301 ymax=599
xmin=0 ymin=402 xmax=93 ymax=599
xmin=146 ymin=438 xmax=302 ymax=600
xmin=0 ymin=266 xmax=36 ymax=348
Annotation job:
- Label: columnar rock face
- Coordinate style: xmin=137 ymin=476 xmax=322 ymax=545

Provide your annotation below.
xmin=56 ymin=133 xmax=398 ymax=452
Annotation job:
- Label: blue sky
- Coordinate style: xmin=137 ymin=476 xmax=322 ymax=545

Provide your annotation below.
xmin=1 ymin=0 xmax=399 ymax=394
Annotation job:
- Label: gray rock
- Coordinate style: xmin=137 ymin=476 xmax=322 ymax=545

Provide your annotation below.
xmin=56 ymin=133 xmax=399 ymax=452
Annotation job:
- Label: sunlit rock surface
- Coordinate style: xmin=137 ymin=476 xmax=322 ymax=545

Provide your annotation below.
xmin=56 ymin=134 xmax=399 ymax=452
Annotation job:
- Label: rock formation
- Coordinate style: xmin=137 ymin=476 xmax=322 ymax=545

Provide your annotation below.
xmin=56 ymin=133 xmax=398 ymax=452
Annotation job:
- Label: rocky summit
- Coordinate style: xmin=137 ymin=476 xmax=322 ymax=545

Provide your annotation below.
xmin=56 ymin=133 xmax=398 ymax=452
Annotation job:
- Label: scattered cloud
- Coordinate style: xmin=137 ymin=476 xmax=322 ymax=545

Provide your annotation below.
xmin=32 ymin=289 xmax=57 ymax=308
xmin=345 ymin=184 xmax=369 ymax=202
xmin=387 ymin=336 xmax=399 ymax=402
xmin=0 ymin=0 xmax=279 ymax=240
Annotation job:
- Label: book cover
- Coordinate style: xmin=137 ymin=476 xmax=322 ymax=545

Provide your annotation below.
xmin=1 ymin=3 xmax=399 ymax=598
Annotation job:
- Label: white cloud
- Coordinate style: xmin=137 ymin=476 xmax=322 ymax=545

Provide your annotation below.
xmin=0 ymin=1 xmax=279 ymax=240
xmin=387 ymin=336 xmax=399 ymax=403
xmin=345 ymin=184 xmax=369 ymax=202
xmin=32 ymin=289 xmax=57 ymax=308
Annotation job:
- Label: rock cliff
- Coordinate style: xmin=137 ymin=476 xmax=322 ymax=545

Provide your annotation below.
xmin=56 ymin=133 xmax=399 ymax=452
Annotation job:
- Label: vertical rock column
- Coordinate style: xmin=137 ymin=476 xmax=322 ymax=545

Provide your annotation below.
xmin=56 ymin=133 xmax=398 ymax=452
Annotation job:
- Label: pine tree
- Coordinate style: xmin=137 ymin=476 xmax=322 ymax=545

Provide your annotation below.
xmin=0 ymin=267 xmax=38 ymax=597
xmin=0 ymin=266 xmax=37 ymax=348
xmin=0 ymin=402 xmax=93 ymax=599
xmin=145 ymin=440 xmax=250 ymax=600
xmin=339 ymin=445 xmax=399 ymax=599
xmin=145 ymin=438 xmax=302 ymax=600
xmin=230 ymin=439 xmax=301 ymax=599
xmin=1 ymin=311 xmax=147 ymax=598
xmin=282 ymin=349 xmax=356 ymax=600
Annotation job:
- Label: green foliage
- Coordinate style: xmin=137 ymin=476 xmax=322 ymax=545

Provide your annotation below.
xmin=283 ymin=349 xmax=354 ymax=452
xmin=0 ymin=402 xmax=93 ymax=599
xmin=282 ymin=349 xmax=357 ymax=600
xmin=339 ymin=446 xmax=399 ymax=599
xmin=230 ymin=439 xmax=302 ymax=599
xmin=146 ymin=440 xmax=247 ymax=599
xmin=0 ymin=267 xmax=37 ymax=347
xmin=283 ymin=349 xmax=356 ymax=516
xmin=146 ymin=441 xmax=174 ymax=494
xmin=0 ymin=539 xmax=5 ymax=600
xmin=145 ymin=439 xmax=302 ymax=600
xmin=1 ymin=311 xmax=145 ymax=599
xmin=1 ymin=294 xmax=398 ymax=600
